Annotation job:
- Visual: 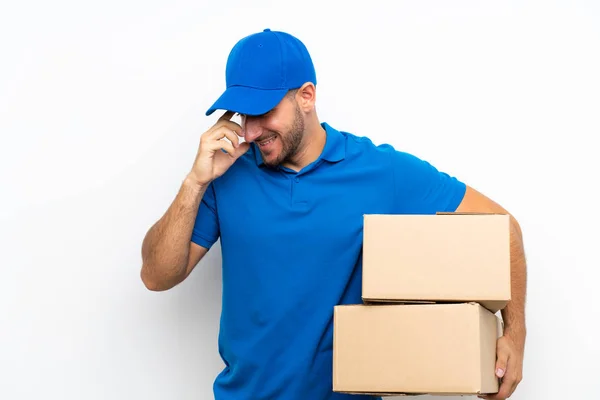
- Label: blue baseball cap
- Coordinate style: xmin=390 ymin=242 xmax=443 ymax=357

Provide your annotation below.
xmin=205 ymin=29 xmax=317 ymax=116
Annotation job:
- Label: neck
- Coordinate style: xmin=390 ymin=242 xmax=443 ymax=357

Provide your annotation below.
xmin=282 ymin=119 xmax=326 ymax=171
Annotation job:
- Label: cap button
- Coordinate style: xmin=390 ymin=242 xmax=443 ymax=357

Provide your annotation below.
xmin=263 ymin=28 xmax=271 ymax=32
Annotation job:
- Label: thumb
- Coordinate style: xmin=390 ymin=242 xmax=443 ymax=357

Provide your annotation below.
xmin=495 ymin=351 xmax=508 ymax=378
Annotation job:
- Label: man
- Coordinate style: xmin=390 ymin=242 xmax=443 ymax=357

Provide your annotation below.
xmin=140 ymin=29 xmax=526 ymax=400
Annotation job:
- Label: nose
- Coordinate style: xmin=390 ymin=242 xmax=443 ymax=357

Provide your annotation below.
xmin=241 ymin=117 xmax=262 ymax=143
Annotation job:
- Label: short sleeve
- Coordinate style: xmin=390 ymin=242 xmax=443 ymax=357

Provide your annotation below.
xmin=191 ymin=181 xmax=220 ymax=249
xmin=390 ymin=150 xmax=466 ymax=214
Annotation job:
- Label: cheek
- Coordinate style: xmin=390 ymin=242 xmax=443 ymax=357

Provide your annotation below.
xmin=266 ymin=117 xmax=291 ymax=136
xmin=264 ymin=109 xmax=293 ymax=131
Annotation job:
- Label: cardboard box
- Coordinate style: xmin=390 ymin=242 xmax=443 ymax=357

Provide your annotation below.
xmin=362 ymin=213 xmax=511 ymax=313
xmin=332 ymin=302 xmax=502 ymax=396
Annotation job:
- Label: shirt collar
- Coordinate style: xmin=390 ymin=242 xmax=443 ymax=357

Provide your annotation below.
xmin=319 ymin=122 xmax=346 ymax=163
xmin=252 ymin=122 xmax=346 ymax=167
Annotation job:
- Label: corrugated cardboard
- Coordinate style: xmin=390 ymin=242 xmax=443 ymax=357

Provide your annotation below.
xmin=362 ymin=213 xmax=511 ymax=313
xmin=332 ymin=303 xmax=502 ymax=396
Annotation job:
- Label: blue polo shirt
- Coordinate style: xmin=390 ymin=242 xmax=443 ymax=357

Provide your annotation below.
xmin=191 ymin=122 xmax=466 ymax=400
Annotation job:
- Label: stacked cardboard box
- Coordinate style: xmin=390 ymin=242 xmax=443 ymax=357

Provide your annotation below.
xmin=333 ymin=213 xmax=511 ymax=396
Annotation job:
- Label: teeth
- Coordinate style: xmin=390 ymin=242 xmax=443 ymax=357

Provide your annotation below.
xmin=259 ymin=135 xmax=276 ymax=146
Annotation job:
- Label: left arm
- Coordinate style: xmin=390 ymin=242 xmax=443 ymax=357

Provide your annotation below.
xmin=389 ymin=150 xmax=526 ymax=399
xmin=455 ymin=185 xmax=527 ymax=400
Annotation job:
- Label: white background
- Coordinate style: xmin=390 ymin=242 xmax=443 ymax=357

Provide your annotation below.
xmin=1 ymin=0 xmax=598 ymax=399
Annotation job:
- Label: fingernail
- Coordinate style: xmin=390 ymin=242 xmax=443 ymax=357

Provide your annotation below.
xmin=496 ymin=368 xmax=505 ymax=377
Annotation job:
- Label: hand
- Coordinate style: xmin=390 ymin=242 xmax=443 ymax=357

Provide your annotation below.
xmin=187 ymin=111 xmax=250 ymax=187
xmin=479 ymin=335 xmax=524 ymax=399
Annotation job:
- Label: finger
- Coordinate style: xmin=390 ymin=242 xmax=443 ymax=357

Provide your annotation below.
xmin=208 ymin=114 xmax=242 ymax=136
xmin=208 ymin=139 xmax=236 ymax=158
xmin=478 ymin=383 xmax=506 ymax=400
xmin=232 ymin=141 xmax=251 ymax=159
xmin=484 ymin=359 xmax=517 ymax=400
xmin=210 ymin=120 xmax=243 ymax=137
xmin=210 ymin=127 xmax=240 ymax=148
xmin=495 ymin=378 xmax=513 ymax=400
xmin=503 ymin=353 xmax=521 ymax=398
xmin=218 ymin=111 xmax=235 ymax=121
xmin=222 ymin=120 xmax=244 ymax=137
xmin=495 ymin=343 xmax=509 ymax=380
xmin=477 ymin=346 xmax=510 ymax=400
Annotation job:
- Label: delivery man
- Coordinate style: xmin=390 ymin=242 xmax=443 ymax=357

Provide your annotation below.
xmin=140 ymin=28 xmax=526 ymax=400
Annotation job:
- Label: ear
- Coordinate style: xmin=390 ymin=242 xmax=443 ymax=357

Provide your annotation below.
xmin=296 ymin=82 xmax=316 ymax=112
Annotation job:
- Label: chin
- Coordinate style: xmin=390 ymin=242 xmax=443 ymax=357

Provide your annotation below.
xmin=264 ymin=151 xmax=287 ymax=167
xmin=260 ymin=148 xmax=284 ymax=167
xmin=263 ymin=156 xmax=280 ymax=168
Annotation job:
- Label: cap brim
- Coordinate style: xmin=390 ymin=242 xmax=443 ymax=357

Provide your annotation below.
xmin=205 ymin=86 xmax=288 ymax=116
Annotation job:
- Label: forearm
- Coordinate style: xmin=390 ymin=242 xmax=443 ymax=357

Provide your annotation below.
xmin=502 ymin=216 xmax=527 ymax=351
xmin=141 ymin=176 xmax=207 ymax=289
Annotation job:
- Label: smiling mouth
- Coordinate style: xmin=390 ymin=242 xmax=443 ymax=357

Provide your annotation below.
xmin=257 ymin=134 xmax=277 ymax=147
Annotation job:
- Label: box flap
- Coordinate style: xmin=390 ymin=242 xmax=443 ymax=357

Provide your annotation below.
xmin=362 ymin=298 xmax=436 ymax=305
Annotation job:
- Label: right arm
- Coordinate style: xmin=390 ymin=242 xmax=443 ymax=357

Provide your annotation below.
xmin=140 ymin=177 xmax=210 ymax=291
xmin=139 ymin=111 xmax=250 ymax=291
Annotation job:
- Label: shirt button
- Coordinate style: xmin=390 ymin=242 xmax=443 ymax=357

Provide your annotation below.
xmin=295 ymin=177 xmax=300 ymax=183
